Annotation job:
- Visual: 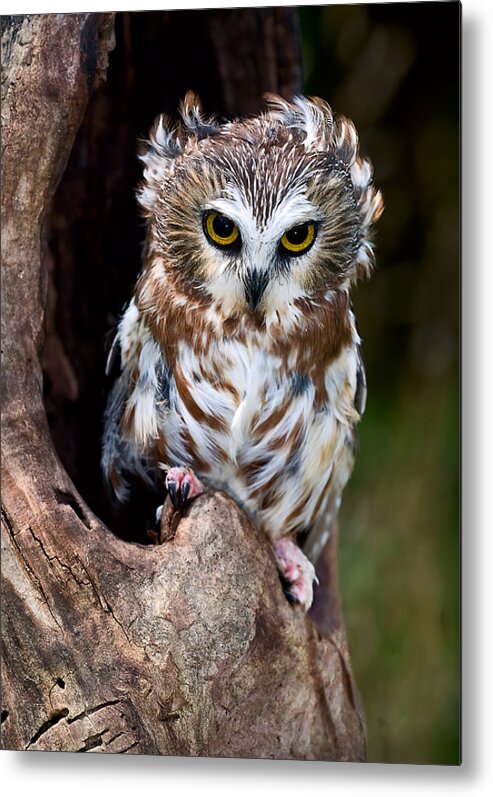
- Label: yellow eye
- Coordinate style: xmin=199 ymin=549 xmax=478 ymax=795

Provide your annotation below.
xmin=204 ymin=211 xmax=240 ymax=247
xmin=280 ymin=222 xmax=316 ymax=255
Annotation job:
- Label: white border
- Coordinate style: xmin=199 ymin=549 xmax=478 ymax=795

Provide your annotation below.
xmin=0 ymin=0 xmax=468 ymax=12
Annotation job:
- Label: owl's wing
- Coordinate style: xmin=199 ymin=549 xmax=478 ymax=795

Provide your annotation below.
xmin=101 ymin=299 xmax=165 ymax=503
xmin=301 ymin=345 xmax=367 ymax=564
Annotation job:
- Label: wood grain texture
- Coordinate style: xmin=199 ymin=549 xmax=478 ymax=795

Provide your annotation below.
xmin=1 ymin=11 xmax=365 ymax=760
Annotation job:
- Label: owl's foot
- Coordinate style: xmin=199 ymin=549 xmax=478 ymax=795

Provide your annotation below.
xmin=149 ymin=467 xmax=204 ymax=544
xmin=165 ymin=467 xmax=204 ymax=510
xmin=274 ymin=538 xmax=318 ymax=610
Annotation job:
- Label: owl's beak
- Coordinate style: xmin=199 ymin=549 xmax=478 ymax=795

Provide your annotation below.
xmin=243 ymin=268 xmax=269 ymax=312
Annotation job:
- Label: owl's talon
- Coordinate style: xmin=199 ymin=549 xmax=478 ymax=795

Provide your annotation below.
xmin=167 ymin=481 xmax=178 ymax=508
xmin=165 ymin=467 xmax=204 ymax=510
xmin=279 ymin=575 xmax=298 ymax=605
xmin=181 ymin=480 xmax=191 ymax=504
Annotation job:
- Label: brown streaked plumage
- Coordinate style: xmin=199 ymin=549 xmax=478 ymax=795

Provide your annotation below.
xmin=102 ymin=92 xmax=383 ymax=609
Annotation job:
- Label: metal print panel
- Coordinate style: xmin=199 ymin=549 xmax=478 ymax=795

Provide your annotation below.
xmin=1 ymin=2 xmax=460 ymax=765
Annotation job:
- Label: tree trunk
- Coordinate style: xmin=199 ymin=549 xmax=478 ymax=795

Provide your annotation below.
xmin=1 ymin=11 xmax=365 ymax=759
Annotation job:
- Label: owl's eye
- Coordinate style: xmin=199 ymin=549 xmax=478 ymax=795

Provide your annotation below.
xmin=203 ymin=211 xmax=240 ymax=248
xmin=280 ymin=222 xmax=317 ymax=256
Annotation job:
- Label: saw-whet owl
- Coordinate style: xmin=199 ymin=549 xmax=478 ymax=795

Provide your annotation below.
xmin=102 ymin=92 xmax=383 ymax=609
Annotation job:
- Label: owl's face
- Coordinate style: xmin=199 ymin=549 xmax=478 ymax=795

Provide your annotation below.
xmin=139 ymin=94 xmax=383 ymax=320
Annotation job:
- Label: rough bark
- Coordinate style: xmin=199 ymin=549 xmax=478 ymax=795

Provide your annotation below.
xmin=1 ymin=12 xmax=365 ymax=759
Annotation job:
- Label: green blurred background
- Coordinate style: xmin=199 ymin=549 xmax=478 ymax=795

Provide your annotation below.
xmin=299 ymin=2 xmax=460 ymax=765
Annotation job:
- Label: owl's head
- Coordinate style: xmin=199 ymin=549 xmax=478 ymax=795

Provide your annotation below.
xmin=138 ymin=93 xmax=383 ymax=319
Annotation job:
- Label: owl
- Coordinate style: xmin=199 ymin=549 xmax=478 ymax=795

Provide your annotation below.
xmin=102 ymin=92 xmax=383 ymax=610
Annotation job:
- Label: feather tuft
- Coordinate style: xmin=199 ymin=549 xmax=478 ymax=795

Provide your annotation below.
xmin=264 ymin=94 xmax=334 ymax=150
xmin=179 ymin=91 xmax=220 ymax=140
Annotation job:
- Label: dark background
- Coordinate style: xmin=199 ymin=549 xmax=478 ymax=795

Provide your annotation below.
xmin=45 ymin=2 xmax=460 ymax=765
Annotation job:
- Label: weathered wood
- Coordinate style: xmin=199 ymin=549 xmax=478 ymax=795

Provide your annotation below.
xmin=1 ymin=11 xmax=365 ymax=759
